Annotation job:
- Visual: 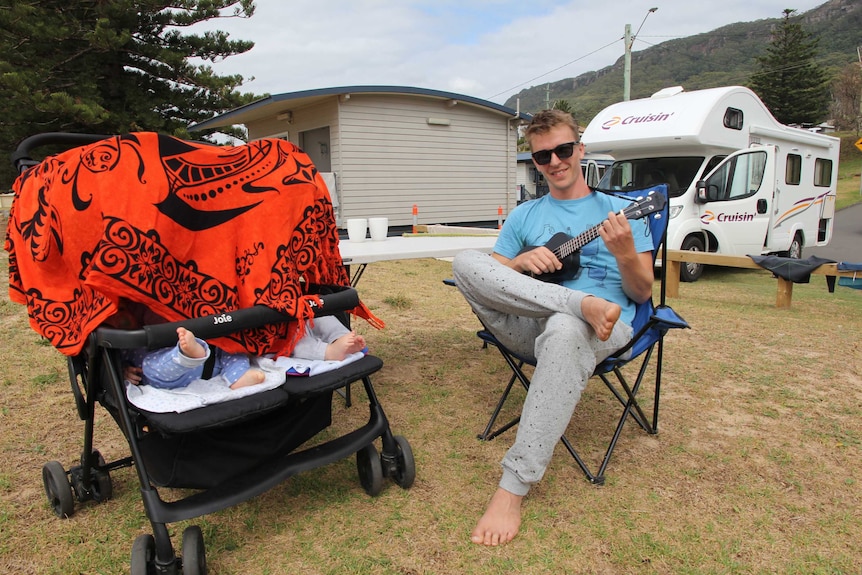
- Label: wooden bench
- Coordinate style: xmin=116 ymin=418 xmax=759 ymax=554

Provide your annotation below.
xmin=664 ymin=249 xmax=858 ymax=309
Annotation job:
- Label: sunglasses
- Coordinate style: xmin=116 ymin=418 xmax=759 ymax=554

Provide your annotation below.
xmin=531 ymin=141 xmax=580 ymax=165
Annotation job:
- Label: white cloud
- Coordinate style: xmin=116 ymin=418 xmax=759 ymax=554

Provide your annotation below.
xmin=197 ymin=0 xmax=826 ymax=104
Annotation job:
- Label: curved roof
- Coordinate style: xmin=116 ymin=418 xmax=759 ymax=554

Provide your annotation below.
xmin=190 ymin=85 xmax=530 ymax=131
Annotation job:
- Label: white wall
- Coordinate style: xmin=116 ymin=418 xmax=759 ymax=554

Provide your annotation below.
xmin=246 ymin=93 xmax=519 ymax=228
xmin=336 ymin=94 xmax=517 ymax=226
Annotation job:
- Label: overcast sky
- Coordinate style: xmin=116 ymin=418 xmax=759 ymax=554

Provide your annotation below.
xmin=195 ymin=0 xmax=827 ymax=105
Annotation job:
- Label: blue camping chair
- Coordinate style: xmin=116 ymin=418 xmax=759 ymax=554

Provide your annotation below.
xmin=470 ymin=184 xmax=689 ymax=485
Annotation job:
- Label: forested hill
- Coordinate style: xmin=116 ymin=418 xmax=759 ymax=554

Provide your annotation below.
xmin=504 ymin=0 xmax=861 ymax=123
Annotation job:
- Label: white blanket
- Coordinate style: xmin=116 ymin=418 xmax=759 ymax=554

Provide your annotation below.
xmin=125 ymin=352 xmax=365 ymax=413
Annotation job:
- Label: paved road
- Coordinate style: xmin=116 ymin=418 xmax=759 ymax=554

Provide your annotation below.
xmin=804 ymin=201 xmax=862 ymax=263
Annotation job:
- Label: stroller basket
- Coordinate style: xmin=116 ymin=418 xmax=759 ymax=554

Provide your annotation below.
xmin=8 ymin=132 xmax=415 ymax=575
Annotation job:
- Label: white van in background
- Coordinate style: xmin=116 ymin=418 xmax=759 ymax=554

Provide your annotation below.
xmin=516 ymin=151 xmax=613 ymax=202
xmin=582 ymin=86 xmax=840 ymax=281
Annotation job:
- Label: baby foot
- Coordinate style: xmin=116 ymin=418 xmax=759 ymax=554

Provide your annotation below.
xmin=324 ymin=332 xmax=367 ymax=361
xmin=177 ymin=327 xmax=206 ymax=358
xmin=229 ymin=369 xmax=266 ymax=389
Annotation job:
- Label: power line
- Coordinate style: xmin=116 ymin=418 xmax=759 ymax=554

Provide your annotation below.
xmin=486 ymin=38 xmax=620 ymax=101
xmin=486 ymin=29 xmax=770 ymax=103
xmin=488 ymin=24 xmax=823 ymax=105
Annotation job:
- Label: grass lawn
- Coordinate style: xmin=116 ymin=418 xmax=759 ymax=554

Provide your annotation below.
xmin=1 ymin=133 xmax=860 ymax=573
xmin=1 ymin=247 xmax=861 ymax=574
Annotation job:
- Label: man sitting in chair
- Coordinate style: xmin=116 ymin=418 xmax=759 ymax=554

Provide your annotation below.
xmin=452 ymin=110 xmax=655 ymax=546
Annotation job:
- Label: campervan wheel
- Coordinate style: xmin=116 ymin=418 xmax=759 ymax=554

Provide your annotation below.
xmin=781 ymin=232 xmax=803 ymax=259
xmin=680 ymin=236 xmax=705 ymax=282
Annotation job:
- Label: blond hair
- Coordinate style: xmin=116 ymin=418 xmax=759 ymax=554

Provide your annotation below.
xmin=524 ymin=110 xmax=580 ymax=149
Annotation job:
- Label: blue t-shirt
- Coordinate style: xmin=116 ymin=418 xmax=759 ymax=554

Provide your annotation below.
xmin=494 ymin=191 xmax=654 ymax=326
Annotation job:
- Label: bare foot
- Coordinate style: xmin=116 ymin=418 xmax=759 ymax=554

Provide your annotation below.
xmin=580 ymin=295 xmax=621 ymax=341
xmin=470 ymin=488 xmax=523 ymax=546
xmin=177 ymin=327 xmax=206 ymax=358
xmin=324 ymin=332 xmax=367 ymax=361
xmin=229 ymin=369 xmax=266 ymax=389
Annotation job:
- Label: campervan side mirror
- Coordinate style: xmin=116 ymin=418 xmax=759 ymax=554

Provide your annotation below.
xmin=695 ymin=180 xmax=708 ymax=203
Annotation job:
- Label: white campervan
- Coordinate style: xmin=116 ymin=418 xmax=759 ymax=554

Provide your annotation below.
xmin=582 ymin=86 xmax=840 ymax=281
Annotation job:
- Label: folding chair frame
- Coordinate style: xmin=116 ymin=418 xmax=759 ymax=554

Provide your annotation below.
xmin=473 ymin=185 xmax=688 ymax=485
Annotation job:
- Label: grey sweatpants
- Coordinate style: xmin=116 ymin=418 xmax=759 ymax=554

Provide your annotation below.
xmin=452 ymin=250 xmax=632 ymax=496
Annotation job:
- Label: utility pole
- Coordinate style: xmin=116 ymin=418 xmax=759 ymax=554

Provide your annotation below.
xmin=623 ymin=24 xmax=633 ymax=101
xmin=623 ymin=7 xmax=658 ymax=101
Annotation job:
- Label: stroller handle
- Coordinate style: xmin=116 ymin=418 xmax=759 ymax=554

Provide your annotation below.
xmin=95 ymin=288 xmax=361 ymax=351
xmin=11 ymin=132 xmax=113 ymax=174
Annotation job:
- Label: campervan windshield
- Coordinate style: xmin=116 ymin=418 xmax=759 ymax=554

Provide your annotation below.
xmin=595 ymin=157 xmax=705 ymax=198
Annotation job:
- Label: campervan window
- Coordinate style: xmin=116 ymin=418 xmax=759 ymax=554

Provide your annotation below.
xmin=704 ymin=150 xmax=767 ymax=201
xmin=785 ymin=154 xmax=802 ymax=185
xmin=814 ymin=158 xmax=833 ymax=187
xmin=699 ymin=155 xmax=727 ymax=181
xmin=723 ymin=107 xmax=744 ymax=130
xmin=596 ymin=157 xmax=703 ymax=198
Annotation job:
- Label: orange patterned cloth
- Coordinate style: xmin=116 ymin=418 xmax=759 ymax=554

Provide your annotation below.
xmin=5 ymin=132 xmax=382 ymax=356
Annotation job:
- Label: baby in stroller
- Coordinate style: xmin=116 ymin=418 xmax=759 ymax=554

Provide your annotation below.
xmin=114 ymin=299 xmax=368 ymax=391
xmin=6 ymin=132 xmax=414 ymax=574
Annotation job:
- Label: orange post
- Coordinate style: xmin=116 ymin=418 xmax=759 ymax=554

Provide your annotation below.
xmin=497 ymin=206 xmax=503 ymax=229
xmin=412 ymin=204 xmax=418 ymax=233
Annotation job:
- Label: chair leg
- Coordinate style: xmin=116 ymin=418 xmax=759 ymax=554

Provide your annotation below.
xmin=560 ymin=435 xmax=605 ymax=485
xmin=478 ymin=354 xmax=529 ymax=441
xmin=565 ymin=375 xmax=656 ymax=485
xmin=478 ymin=370 xmax=519 ymax=440
xmin=478 ymin=335 xmax=666 ymax=485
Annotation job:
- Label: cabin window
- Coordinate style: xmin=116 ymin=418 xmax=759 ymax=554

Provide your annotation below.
xmin=723 ymin=108 xmax=743 ymax=130
xmin=699 ymin=155 xmax=727 ymax=180
xmin=785 ymin=154 xmax=802 ymax=185
xmin=702 ymin=150 xmax=766 ymax=201
xmin=814 ymin=158 xmax=833 ymax=187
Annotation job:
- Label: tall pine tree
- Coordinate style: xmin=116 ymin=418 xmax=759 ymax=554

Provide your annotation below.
xmin=0 ymin=0 xmax=261 ymax=188
xmin=749 ymin=9 xmax=829 ymax=126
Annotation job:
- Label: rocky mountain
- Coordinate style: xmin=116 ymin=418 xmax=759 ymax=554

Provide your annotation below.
xmin=504 ymin=0 xmax=861 ymax=123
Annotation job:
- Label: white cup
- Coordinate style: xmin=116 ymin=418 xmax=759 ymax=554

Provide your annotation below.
xmin=346 ymin=218 xmax=367 ymax=242
xmin=368 ymin=217 xmax=389 ymax=241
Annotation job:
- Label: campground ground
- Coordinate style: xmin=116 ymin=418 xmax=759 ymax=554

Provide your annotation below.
xmin=1 ymin=248 xmax=861 ymax=574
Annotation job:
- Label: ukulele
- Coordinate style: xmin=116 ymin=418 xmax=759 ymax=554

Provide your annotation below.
xmin=519 ymin=191 xmax=666 ymax=283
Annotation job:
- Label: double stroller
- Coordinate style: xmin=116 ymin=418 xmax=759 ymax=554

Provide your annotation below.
xmin=6 ymin=132 xmax=415 ymax=574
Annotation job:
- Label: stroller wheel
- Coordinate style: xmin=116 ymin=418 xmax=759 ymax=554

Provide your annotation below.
xmin=391 ymin=435 xmax=416 ymax=489
xmin=90 ymin=451 xmax=113 ymax=503
xmin=130 ymin=533 xmax=155 ymax=575
xmin=42 ymin=461 xmax=74 ymax=518
xmin=182 ymin=525 xmax=207 ymax=575
xmin=356 ymin=443 xmax=384 ymax=496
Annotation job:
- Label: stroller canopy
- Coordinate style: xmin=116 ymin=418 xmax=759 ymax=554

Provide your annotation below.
xmin=5 ymin=132 xmax=379 ymax=356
